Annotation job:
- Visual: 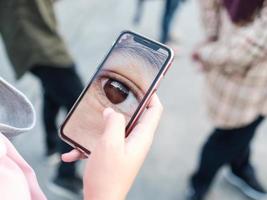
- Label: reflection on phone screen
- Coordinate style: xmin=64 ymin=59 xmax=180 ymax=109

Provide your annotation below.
xmin=63 ymin=33 xmax=169 ymax=151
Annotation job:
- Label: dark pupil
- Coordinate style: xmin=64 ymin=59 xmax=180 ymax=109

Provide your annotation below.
xmin=103 ymin=79 xmax=129 ymax=104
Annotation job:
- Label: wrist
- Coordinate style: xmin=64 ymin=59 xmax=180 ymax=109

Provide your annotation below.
xmin=84 ymin=189 xmax=126 ymax=200
xmin=207 ymin=36 xmax=218 ymax=42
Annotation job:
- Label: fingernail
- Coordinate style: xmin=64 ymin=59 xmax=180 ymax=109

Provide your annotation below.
xmin=61 ymin=154 xmax=65 ymax=161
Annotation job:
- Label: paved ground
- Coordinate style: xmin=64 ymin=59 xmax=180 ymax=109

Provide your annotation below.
xmin=1 ymin=0 xmax=267 ymax=200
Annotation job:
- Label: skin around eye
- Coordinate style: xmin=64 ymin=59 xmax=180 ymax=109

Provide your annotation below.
xmin=92 ymin=70 xmax=143 ymax=119
xmin=90 ymin=69 xmax=144 ymax=121
xmin=100 ymin=77 xmax=139 ymax=116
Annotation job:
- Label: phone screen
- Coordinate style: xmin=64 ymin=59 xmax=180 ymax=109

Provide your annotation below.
xmin=61 ymin=32 xmax=171 ymax=153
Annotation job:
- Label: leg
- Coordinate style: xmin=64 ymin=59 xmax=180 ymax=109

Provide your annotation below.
xmin=230 ymin=147 xmax=250 ymax=171
xmin=188 ymin=116 xmax=264 ymax=200
xmin=229 ymin=117 xmax=264 ymax=171
xmin=43 ymin=92 xmax=60 ymax=155
xmin=227 ymin=117 xmax=266 ymax=199
xmin=161 ymin=0 xmax=180 ymax=43
xmin=31 ymin=65 xmax=84 ymax=178
xmin=133 ymin=0 xmax=145 ymax=24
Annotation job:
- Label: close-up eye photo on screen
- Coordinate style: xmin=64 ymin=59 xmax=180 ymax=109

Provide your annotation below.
xmin=61 ymin=32 xmax=171 ymax=152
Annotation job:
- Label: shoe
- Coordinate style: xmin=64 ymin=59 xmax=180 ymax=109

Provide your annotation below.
xmin=72 ymin=175 xmax=83 ymax=189
xmin=45 ymin=148 xmax=58 ymax=157
xmin=225 ymin=166 xmax=267 ymax=200
xmin=48 ymin=175 xmax=83 ymax=199
xmin=45 ymin=148 xmax=60 ymax=165
xmin=185 ymin=184 xmax=205 ymax=200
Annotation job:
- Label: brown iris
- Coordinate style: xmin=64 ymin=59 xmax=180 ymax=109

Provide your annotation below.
xmin=103 ymin=79 xmax=129 ymax=104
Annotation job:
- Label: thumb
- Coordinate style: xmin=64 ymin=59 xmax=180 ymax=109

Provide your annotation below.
xmin=100 ymin=107 xmax=126 ymax=148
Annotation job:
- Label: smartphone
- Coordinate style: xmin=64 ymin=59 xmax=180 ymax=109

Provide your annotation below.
xmin=59 ymin=31 xmax=174 ymax=155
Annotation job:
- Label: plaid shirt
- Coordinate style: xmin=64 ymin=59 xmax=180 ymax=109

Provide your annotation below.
xmin=198 ymin=0 xmax=267 ymax=128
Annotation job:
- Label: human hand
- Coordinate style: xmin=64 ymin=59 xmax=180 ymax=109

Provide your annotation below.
xmin=191 ymin=37 xmax=218 ymax=72
xmin=62 ymin=94 xmax=163 ymax=200
xmin=192 ymin=50 xmax=210 ymax=72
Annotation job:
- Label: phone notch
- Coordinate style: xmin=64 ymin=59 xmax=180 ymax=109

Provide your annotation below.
xmin=133 ymin=36 xmax=160 ymax=51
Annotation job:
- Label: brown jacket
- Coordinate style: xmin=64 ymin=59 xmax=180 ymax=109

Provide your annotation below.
xmin=0 ymin=0 xmax=73 ymax=79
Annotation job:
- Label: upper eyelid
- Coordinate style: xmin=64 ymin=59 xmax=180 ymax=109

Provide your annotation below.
xmin=98 ymin=69 xmax=145 ymax=100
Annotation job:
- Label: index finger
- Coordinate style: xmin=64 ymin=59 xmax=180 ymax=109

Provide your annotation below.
xmin=126 ymin=94 xmax=163 ymax=150
xmin=61 ymin=149 xmax=87 ymax=162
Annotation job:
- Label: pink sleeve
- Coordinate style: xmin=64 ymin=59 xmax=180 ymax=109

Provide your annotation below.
xmin=0 ymin=133 xmax=47 ymax=200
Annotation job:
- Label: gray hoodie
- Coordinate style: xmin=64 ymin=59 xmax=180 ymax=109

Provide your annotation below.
xmin=0 ymin=77 xmax=35 ymax=138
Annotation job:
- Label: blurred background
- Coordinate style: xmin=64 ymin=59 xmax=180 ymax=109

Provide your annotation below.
xmin=0 ymin=0 xmax=267 ymax=199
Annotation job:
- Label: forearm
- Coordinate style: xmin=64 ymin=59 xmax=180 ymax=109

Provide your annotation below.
xmin=199 ymin=29 xmax=267 ymax=73
xmin=199 ymin=0 xmax=221 ymax=40
xmin=85 ymin=194 xmax=125 ymax=200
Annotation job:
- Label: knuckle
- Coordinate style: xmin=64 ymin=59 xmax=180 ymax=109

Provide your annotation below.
xmin=157 ymin=103 xmax=163 ymax=115
xmin=116 ymin=112 xmax=125 ymax=123
xmin=159 ymin=103 xmax=163 ymax=112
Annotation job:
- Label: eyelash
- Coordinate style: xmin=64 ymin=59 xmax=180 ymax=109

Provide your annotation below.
xmin=97 ymin=69 xmax=144 ymax=102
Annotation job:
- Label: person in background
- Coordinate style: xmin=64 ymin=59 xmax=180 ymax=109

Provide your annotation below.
xmin=160 ymin=0 xmax=186 ymax=44
xmin=133 ymin=0 xmax=146 ymax=24
xmin=187 ymin=0 xmax=267 ymax=200
xmin=133 ymin=0 xmax=186 ymax=44
xmin=0 ymin=0 xmax=84 ymax=197
xmin=0 ymin=77 xmax=163 ymax=200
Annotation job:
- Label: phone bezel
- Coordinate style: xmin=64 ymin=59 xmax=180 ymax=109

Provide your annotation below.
xmin=59 ymin=30 xmax=174 ymax=155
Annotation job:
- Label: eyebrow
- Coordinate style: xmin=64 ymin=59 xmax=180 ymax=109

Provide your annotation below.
xmin=114 ymin=45 xmax=167 ymax=70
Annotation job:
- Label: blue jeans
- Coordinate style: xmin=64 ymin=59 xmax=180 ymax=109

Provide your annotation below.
xmin=161 ymin=0 xmax=183 ymax=43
